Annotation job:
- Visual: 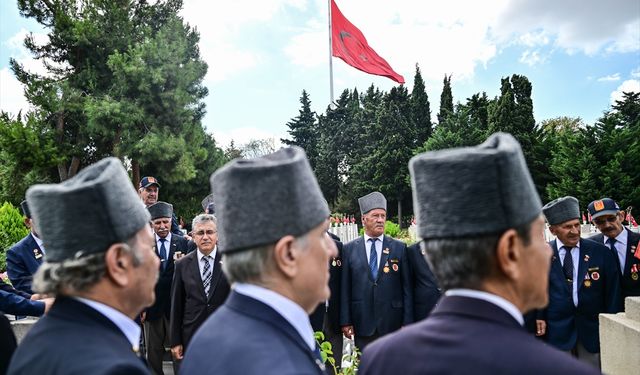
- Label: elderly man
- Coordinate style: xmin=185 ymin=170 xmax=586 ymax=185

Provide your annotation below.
xmin=541 ymin=196 xmax=621 ymax=368
xmin=340 ymin=191 xmax=413 ymax=350
xmin=180 ymin=147 xmax=337 ymax=374
xmin=144 ymin=202 xmax=189 ymax=375
xmin=588 ymin=198 xmax=640 ymax=299
xmin=169 ymin=214 xmax=230 ymax=364
xmin=8 ymin=157 xmax=158 ymax=375
xmin=7 ymin=200 xmax=45 ymax=294
xmin=359 ymin=133 xmax=597 ymax=374
xmin=138 ymin=176 xmax=183 ymax=237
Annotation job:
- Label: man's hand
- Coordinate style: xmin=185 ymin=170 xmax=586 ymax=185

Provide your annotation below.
xmin=171 ymin=345 xmax=184 ymax=360
xmin=341 ymin=325 xmax=354 ymax=339
xmin=535 ymin=320 xmax=546 ymax=337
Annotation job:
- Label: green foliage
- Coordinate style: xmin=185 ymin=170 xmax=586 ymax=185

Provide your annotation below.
xmin=384 ymin=221 xmax=401 ymax=238
xmin=0 ymin=202 xmax=29 ymax=272
xmin=282 ymin=90 xmax=318 ymax=167
xmin=315 ymin=331 xmax=360 ymax=375
xmin=438 ymin=74 xmax=453 ymax=124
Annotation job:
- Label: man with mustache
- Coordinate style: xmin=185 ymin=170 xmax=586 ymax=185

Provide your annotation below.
xmin=588 ymin=198 xmax=640 ymax=300
xmin=340 ymin=192 xmax=413 ymax=350
xmin=138 ymin=176 xmax=184 ymax=237
xmin=541 ymin=196 xmax=621 ymax=369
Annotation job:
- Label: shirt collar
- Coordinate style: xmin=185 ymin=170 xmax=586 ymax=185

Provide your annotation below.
xmin=74 ymin=297 xmax=141 ymax=350
xmin=614 ymin=228 xmax=628 ymax=246
xmin=556 ymin=238 xmax=580 ymax=250
xmin=197 ymin=246 xmax=217 ymax=262
xmin=445 ymin=289 xmax=524 ymax=325
xmin=31 ymin=232 xmax=45 ymax=252
xmin=155 ymin=233 xmax=172 ymax=244
xmin=364 ymin=233 xmax=384 ymax=243
xmin=233 ymin=283 xmax=315 ymax=350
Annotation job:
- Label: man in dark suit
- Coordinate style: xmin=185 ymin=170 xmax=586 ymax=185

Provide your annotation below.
xmin=143 ymin=202 xmax=189 ymax=375
xmin=406 ymin=242 xmax=441 ymax=321
xmin=8 ymin=157 xmax=157 ymax=375
xmin=7 ymin=201 xmax=45 ymax=294
xmin=588 ymin=197 xmax=640 ymax=300
xmin=541 ymin=196 xmax=621 ymax=369
xmin=138 ymin=176 xmax=183 ymax=237
xmin=359 ymin=133 xmax=597 ymax=374
xmin=180 ymin=147 xmax=336 ymax=374
xmin=340 ymin=191 xmax=413 ymax=350
xmin=169 ymin=214 xmax=230 ymax=364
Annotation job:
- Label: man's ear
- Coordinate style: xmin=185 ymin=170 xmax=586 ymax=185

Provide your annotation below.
xmin=495 ymin=228 xmax=521 ymax=280
xmin=104 ymin=243 xmax=133 ymax=287
xmin=272 ymin=235 xmax=298 ymax=278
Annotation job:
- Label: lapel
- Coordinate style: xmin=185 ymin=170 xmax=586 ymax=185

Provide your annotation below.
xmin=577 ymin=240 xmax=590 ymax=292
xmin=550 ymin=240 xmax=571 ymax=294
xmin=28 ymin=234 xmax=44 ymax=265
xmin=207 ymin=250 xmax=223 ymax=302
xmin=376 ymin=236 xmax=391 ymax=281
xmin=355 ymin=237 xmax=372 ymax=282
xmin=624 ymin=229 xmax=639 ymax=274
xmin=189 ymin=251 xmax=207 ymax=300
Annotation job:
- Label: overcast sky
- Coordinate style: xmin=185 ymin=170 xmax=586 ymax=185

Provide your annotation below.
xmin=1 ymin=0 xmax=639 ymax=148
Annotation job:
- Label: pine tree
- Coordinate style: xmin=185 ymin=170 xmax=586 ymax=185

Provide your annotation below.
xmin=282 ymin=90 xmax=318 ymax=167
xmin=437 ymin=74 xmax=453 ymax=124
xmin=410 ymin=64 xmax=432 ymax=148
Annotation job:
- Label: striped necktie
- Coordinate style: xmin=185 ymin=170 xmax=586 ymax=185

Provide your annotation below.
xmin=202 ymin=255 xmax=212 ymax=296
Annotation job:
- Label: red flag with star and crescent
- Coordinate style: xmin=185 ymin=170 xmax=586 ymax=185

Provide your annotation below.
xmin=331 ymin=0 xmax=404 ymax=84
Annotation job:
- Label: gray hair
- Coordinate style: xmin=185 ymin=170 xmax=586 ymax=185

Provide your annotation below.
xmin=222 ymin=234 xmax=308 ymax=285
xmin=192 ymin=213 xmax=217 ymax=229
xmin=424 ymin=221 xmax=532 ymax=291
xmin=33 ymin=237 xmax=144 ymax=296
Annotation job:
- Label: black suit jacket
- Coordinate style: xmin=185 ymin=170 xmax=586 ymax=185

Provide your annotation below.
xmin=590 ymin=228 xmax=640 ymax=299
xmin=146 ymin=234 xmax=189 ymax=321
xmin=359 ymin=296 xmax=599 ymax=375
xmin=7 ymin=297 xmax=149 ymax=375
xmin=406 ymin=243 xmax=441 ymax=321
xmin=170 ymin=249 xmax=230 ymax=348
xmin=309 ymin=233 xmax=343 ymax=333
xmin=0 ymin=312 xmax=17 ymax=375
xmin=340 ymin=235 xmax=413 ymax=337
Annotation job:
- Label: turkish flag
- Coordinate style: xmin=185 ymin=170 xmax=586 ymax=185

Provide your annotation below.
xmin=331 ymin=0 xmax=404 ymax=84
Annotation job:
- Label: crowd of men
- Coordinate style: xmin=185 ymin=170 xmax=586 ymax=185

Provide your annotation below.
xmin=0 ymin=131 xmax=638 ymax=375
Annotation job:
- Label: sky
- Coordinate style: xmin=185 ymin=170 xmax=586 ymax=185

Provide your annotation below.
xmin=1 ymin=0 xmax=639 ymax=149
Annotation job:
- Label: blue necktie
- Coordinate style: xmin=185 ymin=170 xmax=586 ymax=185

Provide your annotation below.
xmin=158 ymin=239 xmax=167 ymax=270
xmin=607 ymin=238 xmax=622 ymax=274
xmin=562 ymin=246 xmax=573 ymax=283
xmin=369 ymin=238 xmax=378 ymax=279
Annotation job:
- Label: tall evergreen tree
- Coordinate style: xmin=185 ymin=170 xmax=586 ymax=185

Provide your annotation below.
xmin=437 ymin=74 xmax=453 ymax=124
xmin=410 ymin=64 xmax=432 ymax=148
xmin=282 ymin=90 xmax=318 ymax=167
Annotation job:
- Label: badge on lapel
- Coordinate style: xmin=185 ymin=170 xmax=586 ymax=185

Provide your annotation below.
xmin=383 ymin=261 xmax=390 ymax=273
xmin=383 ymin=247 xmax=390 ymax=255
xmin=33 ymin=248 xmax=43 ymax=260
xmin=631 ymin=264 xmax=639 ymax=281
xmin=331 ymin=258 xmax=342 ymax=267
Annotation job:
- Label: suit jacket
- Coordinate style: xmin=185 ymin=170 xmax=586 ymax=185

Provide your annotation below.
xmin=359 ymin=295 xmax=599 ymax=375
xmin=169 ymin=249 xmax=230 ymax=348
xmin=7 ymin=233 xmax=43 ymax=294
xmin=543 ymin=238 xmax=622 ymax=353
xmin=0 ymin=312 xmax=17 ymax=375
xmin=145 ymin=234 xmax=189 ymax=321
xmin=590 ymin=228 xmax=640 ymax=299
xmin=406 ymin=242 xmax=441 ymax=321
xmin=180 ymin=291 xmax=325 ymax=375
xmin=7 ymin=297 xmax=149 ymax=375
xmin=340 ymin=235 xmax=413 ymax=337
xmin=0 ymin=288 xmax=44 ymax=317
xmin=309 ymin=233 xmax=343 ymax=333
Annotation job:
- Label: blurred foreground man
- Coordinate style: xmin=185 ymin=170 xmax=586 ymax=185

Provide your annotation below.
xmin=8 ymin=157 xmax=158 ymax=375
xmin=359 ymin=133 xmax=598 ymax=374
xmin=180 ymin=147 xmax=337 ymax=374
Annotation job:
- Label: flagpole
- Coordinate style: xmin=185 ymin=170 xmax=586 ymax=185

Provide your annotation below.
xmin=328 ymin=0 xmax=334 ymax=104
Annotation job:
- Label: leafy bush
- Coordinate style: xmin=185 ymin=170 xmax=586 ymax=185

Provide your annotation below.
xmin=0 ymin=202 xmax=29 ymax=272
xmin=358 ymin=220 xmax=402 ymax=238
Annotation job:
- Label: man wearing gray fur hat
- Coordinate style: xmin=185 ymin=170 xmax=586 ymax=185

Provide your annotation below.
xmin=8 ymin=157 xmax=159 ymax=375
xmin=359 ymin=133 xmax=598 ymax=374
xmin=180 ymin=146 xmax=337 ymax=375
xmin=540 ymin=196 xmax=621 ymax=369
xmin=340 ymin=191 xmax=413 ymax=350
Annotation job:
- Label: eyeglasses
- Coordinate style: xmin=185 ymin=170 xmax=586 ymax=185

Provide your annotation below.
xmin=593 ymin=216 xmax=619 ymax=225
xmin=193 ymin=230 xmax=217 ymax=236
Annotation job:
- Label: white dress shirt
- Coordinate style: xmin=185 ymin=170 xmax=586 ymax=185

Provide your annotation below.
xmin=155 ymin=233 xmax=172 ymax=264
xmin=31 ymin=232 xmax=46 ymax=255
xmin=75 ymin=297 xmax=141 ymax=351
xmin=364 ymin=233 xmax=384 ymax=269
xmin=599 ymin=228 xmax=628 ymax=274
xmin=446 ymin=289 xmax=524 ymax=325
xmin=557 ymin=239 xmax=580 ymax=306
xmin=197 ymin=246 xmax=218 ymax=280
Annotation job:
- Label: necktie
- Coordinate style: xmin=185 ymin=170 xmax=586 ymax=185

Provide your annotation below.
xmin=202 ymin=255 xmax=212 ymax=296
xmin=562 ymin=246 xmax=574 ymax=283
xmin=369 ymin=238 xmax=378 ymax=279
xmin=607 ymin=238 xmax=622 ymax=274
xmin=158 ymin=239 xmax=167 ymax=270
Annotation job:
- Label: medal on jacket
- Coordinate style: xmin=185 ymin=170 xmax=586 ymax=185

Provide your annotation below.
xmin=33 ymin=248 xmax=43 ymax=259
xmin=583 ymin=272 xmax=591 ymax=288
xmin=383 ymin=247 xmax=390 ymax=255
xmin=383 ymin=261 xmax=390 ymax=273
xmin=632 ymin=264 xmax=639 ymax=281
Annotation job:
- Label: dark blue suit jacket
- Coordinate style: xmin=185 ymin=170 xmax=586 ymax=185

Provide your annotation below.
xmin=340 ymin=235 xmax=413 ymax=337
xmin=359 ymin=295 xmax=599 ymax=375
xmin=145 ymin=234 xmax=189 ymax=321
xmin=309 ymin=233 xmax=343 ymax=333
xmin=7 ymin=233 xmax=43 ymax=294
xmin=0 ymin=280 xmax=43 ymax=317
xmin=7 ymin=297 xmax=149 ymax=375
xmin=1 ymin=312 xmax=17 ymax=375
xmin=590 ymin=228 xmax=640 ymax=299
xmin=406 ymin=242 xmax=441 ymax=321
xmin=181 ymin=291 xmax=325 ymax=375
xmin=544 ymin=238 xmax=622 ymax=353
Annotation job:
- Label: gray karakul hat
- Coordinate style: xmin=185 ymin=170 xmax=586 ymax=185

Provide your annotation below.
xmin=26 ymin=157 xmax=151 ymax=262
xmin=148 ymin=201 xmax=173 ymax=220
xmin=543 ymin=196 xmax=580 ymax=225
xmin=358 ymin=192 xmax=387 ymax=215
xmin=210 ymin=146 xmax=329 ymax=254
xmin=409 ymin=132 xmax=542 ymax=239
